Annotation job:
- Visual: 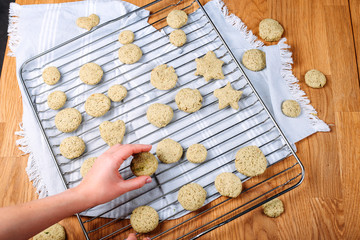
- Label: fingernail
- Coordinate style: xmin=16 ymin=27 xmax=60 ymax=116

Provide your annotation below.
xmin=146 ymin=178 xmax=152 ymax=184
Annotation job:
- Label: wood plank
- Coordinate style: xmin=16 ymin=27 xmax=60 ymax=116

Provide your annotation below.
xmin=336 ymin=112 xmax=360 ymax=238
xmin=349 ymin=0 xmax=360 ymax=84
xmin=324 ymin=4 xmax=360 ymax=112
xmin=0 ymin=0 xmax=359 ymax=239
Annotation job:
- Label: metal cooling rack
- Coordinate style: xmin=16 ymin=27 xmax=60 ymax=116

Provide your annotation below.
xmin=18 ymin=0 xmax=305 ymax=239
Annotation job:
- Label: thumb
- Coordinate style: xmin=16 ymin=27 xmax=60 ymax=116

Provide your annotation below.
xmin=120 ymin=176 xmax=152 ymax=192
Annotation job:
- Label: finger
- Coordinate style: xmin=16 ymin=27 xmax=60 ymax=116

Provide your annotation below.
xmin=127 ymin=233 xmax=137 ymax=240
xmin=104 ymin=144 xmax=125 ymax=155
xmin=111 ymin=144 xmax=152 ymax=165
xmin=119 ymin=176 xmax=152 ymax=193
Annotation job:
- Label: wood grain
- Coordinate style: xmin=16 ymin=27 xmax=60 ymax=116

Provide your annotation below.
xmin=0 ymin=0 xmax=359 ymax=239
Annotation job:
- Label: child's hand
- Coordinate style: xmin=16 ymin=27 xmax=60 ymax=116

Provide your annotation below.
xmin=127 ymin=233 xmax=150 ymax=240
xmin=75 ymin=144 xmax=153 ymax=207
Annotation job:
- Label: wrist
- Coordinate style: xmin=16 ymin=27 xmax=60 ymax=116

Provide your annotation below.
xmin=67 ymin=186 xmax=97 ymax=211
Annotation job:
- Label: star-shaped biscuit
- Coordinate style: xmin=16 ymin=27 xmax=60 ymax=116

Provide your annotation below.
xmin=195 ymin=51 xmax=225 ymax=81
xmin=214 ymin=82 xmax=243 ymax=110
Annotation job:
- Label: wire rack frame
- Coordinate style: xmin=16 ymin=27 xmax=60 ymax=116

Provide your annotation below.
xmin=18 ymin=0 xmax=305 ymax=239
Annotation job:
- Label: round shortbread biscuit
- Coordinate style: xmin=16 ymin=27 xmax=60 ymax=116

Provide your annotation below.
xmin=235 ymin=146 xmax=267 ymax=177
xmin=263 ymin=198 xmax=284 ymax=218
xmin=42 ymin=66 xmax=61 ymax=85
xmin=33 ymin=223 xmax=66 ymax=240
xmin=169 ymin=29 xmax=187 ymax=47
xmin=305 ymin=69 xmax=327 ymax=88
xmin=175 ymin=88 xmax=203 ymax=113
xmin=55 ymin=108 xmax=82 ymax=133
xmin=167 ymin=10 xmax=188 ymax=29
xmin=60 ymin=136 xmax=85 ymax=159
xmin=186 ymin=143 xmax=207 ymax=163
xmin=259 ymin=18 xmax=284 ymax=42
xmin=281 ymin=100 xmax=301 ymax=118
xmin=215 ymin=172 xmax=242 ymax=198
xmin=130 ymin=152 xmax=158 ymax=176
xmin=79 ymin=62 xmax=103 ymax=85
xmin=47 ymin=91 xmax=67 ymax=110
xmin=146 ymin=103 xmax=174 ymax=128
xmin=178 ymin=183 xmax=207 ymax=211
xmin=130 ymin=206 xmax=159 ymax=233
xmin=150 ymin=64 xmax=178 ymax=90
xmin=242 ymin=49 xmax=266 ymax=71
xmin=85 ymin=93 xmax=111 ymax=117
xmin=156 ymin=138 xmax=183 ymax=164
xmin=80 ymin=157 xmax=96 ymax=177
xmin=118 ymin=44 xmax=142 ymax=64
xmin=108 ymin=84 xmax=127 ymax=102
xmin=118 ymin=30 xmax=135 ymax=44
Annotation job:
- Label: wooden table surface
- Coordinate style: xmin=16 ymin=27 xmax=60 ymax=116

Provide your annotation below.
xmin=1 ymin=0 xmax=359 ymax=239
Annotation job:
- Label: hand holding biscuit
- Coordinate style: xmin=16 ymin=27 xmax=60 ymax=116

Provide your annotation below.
xmin=75 ymin=144 xmax=153 ymax=206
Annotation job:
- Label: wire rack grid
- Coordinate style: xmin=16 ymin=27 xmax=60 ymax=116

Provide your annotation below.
xmin=18 ymin=0 xmax=305 ymax=239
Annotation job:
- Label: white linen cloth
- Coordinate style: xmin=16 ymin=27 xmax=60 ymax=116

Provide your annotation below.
xmin=8 ymin=0 xmax=329 ymax=220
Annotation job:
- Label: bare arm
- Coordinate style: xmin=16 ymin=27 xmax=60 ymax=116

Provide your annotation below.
xmin=0 ymin=144 xmax=153 ymax=240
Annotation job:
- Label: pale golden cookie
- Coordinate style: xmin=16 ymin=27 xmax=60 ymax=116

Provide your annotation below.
xmin=156 ymin=138 xmax=183 ymax=164
xmin=130 ymin=152 xmax=158 ymax=176
xmin=79 ymin=62 xmax=103 ymax=85
xmin=108 ymin=84 xmax=127 ymax=102
xmin=215 ymin=172 xmax=242 ymax=198
xmin=259 ymin=18 xmax=284 ymax=42
xmin=235 ymin=146 xmax=267 ymax=177
xmin=175 ymin=88 xmax=203 ymax=113
xmin=47 ymin=91 xmax=67 ymax=110
xmin=118 ymin=30 xmax=135 ymax=44
xmin=178 ymin=183 xmax=206 ymax=211
xmin=33 ymin=223 xmax=66 ymax=240
xmin=42 ymin=66 xmax=61 ymax=85
xmin=213 ymin=82 xmax=243 ymax=110
xmin=76 ymin=14 xmax=99 ymax=31
xmin=281 ymin=100 xmax=301 ymax=118
xmin=130 ymin=206 xmax=159 ymax=233
xmin=80 ymin=157 xmax=96 ymax=178
xmin=304 ymin=69 xmax=326 ymax=88
xmin=242 ymin=49 xmax=266 ymax=71
xmin=146 ymin=103 xmax=174 ymax=128
xmin=186 ymin=143 xmax=207 ymax=163
xmin=99 ymin=120 xmax=126 ymax=146
xmin=60 ymin=136 xmax=85 ymax=159
xmin=263 ymin=198 xmax=284 ymax=218
xmin=195 ymin=51 xmax=225 ymax=81
xmin=84 ymin=93 xmax=111 ymax=117
xmin=169 ymin=29 xmax=187 ymax=47
xmin=167 ymin=10 xmax=188 ymax=29
xmin=55 ymin=108 xmax=82 ymax=133
xmin=150 ymin=64 xmax=178 ymax=90
xmin=118 ymin=44 xmax=142 ymax=64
